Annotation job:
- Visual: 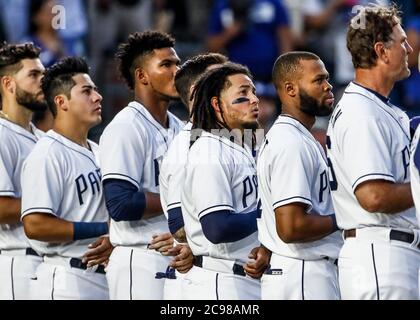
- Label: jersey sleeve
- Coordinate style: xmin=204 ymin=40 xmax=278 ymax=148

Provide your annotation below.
xmin=0 ymin=137 xmax=16 ymax=197
xmin=99 ymin=122 xmax=146 ymax=190
xmin=21 ymin=151 xmax=64 ymax=218
xmin=189 ymin=144 xmax=234 ymax=219
xmin=337 ymin=116 xmax=395 ymax=191
xmin=270 ymin=138 xmax=314 ymax=211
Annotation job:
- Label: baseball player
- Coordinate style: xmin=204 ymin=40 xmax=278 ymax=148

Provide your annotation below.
xmin=327 ymin=4 xmax=420 ymax=299
xmin=159 ymin=53 xmax=228 ymax=299
xmin=180 ymin=63 xmax=270 ymax=300
xmin=0 ymin=42 xmax=45 ymax=300
xmin=99 ymin=31 xmax=184 ymax=300
xmin=21 ymin=57 xmax=111 ymax=300
xmin=258 ymin=51 xmax=342 ymax=300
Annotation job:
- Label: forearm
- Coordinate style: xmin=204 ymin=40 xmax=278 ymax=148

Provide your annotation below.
xmin=0 ymin=196 xmax=21 ymax=224
xmin=143 ymin=192 xmax=163 ymax=219
xmin=23 ymin=213 xmax=108 ymax=243
xmin=374 ymin=183 xmax=413 ymax=214
xmin=355 ymin=181 xmax=414 ymax=214
xmin=173 ymin=227 xmax=187 ymax=243
xmin=23 ymin=213 xmax=74 ymax=242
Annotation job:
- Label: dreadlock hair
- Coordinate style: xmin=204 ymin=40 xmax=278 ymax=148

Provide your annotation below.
xmin=115 ymin=30 xmax=175 ymax=90
xmin=175 ymin=53 xmax=228 ymax=106
xmin=41 ymin=57 xmax=89 ymax=117
xmin=191 ymin=62 xmax=252 ymax=133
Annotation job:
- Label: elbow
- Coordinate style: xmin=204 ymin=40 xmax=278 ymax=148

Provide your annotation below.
xmin=203 ymin=230 xmax=225 ymax=244
xmin=359 ymin=194 xmax=383 ymax=213
xmin=23 ymin=217 xmax=41 ymax=240
xmin=276 ymin=228 xmax=297 ymax=244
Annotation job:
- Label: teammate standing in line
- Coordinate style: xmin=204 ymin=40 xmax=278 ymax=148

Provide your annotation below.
xmin=327 ymin=4 xmax=420 ymax=299
xmin=159 ymin=52 xmax=228 ymax=299
xmin=99 ymin=31 xmax=184 ymax=300
xmin=258 ymin=52 xmax=342 ymax=300
xmin=21 ymin=57 xmax=111 ymax=299
xmin=180 ymin=63 xmax=270 ymax=300
xmin=0 ymin=42 xmax=45 ymax=300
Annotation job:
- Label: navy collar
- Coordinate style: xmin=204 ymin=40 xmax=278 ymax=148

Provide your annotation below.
xmin=352 ymin=81 xmax=390 ymax=104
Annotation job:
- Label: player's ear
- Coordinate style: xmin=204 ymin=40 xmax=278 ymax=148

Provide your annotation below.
xmin=1 ymin=75 xmax=15 ymax=94
xmin=135 ymin=67 xmax=148 ymax=86
xmin=285 ymin=81 xmax=296 ymax=97
xmin=54 ymin=94 xmax=68 ymax=112
xmin=374 ymin=42 xmax=389 ymax=64
xmin=211 ymin=96 xmax=222 ymax=113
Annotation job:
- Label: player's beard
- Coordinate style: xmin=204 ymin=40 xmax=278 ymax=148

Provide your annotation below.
xmin=16 ymin=86 xmax=48 ymax=112
xmin=299 ymin=89 xmax=332 ymax=117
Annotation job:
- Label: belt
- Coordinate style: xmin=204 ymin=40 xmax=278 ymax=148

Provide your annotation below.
xmin=193 ymin=255 xmax=246 ymax=277
xmin=344 ymin=228 xmax=420 ymax=249
xmin=0 ymin=248 xmax=40 ymax=257
xmin=69 ymin=258 xmax=106 ymax=275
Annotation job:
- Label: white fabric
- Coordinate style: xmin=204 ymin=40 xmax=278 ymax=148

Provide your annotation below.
xmin=182 ymin=265 xmax=260 ymax=300
xmin=0 ymin=119 xmax=43 ymax=250
xmin=258 ymin=115 xmax=342 ymax=260
xmin=181 ymin=131 xmax=259 ymax=264
xmin=160 ymin=122 xmax=192 ymax=219
xmin=338 ymin=229 xmax=420 ymax=299
xmin=21 ymin=130 xmax=108 ymax=258
xmin=99 ymin=101 xmax=183 ymax=247
xmin=261 ymin=253 xmax=340 ymax=300
xmin=327 ymin=82 xmax=420 ymax=300
xmin=326 ymin=82 xmax=417 ymax=230
xmin=163 ymin=270 xmax=185 ymax=300
xmin=0 ymin=253 xmax=42 ymax=299
xmin=105 ymin=245 xmax=170 ymax=300
xmin=409 ymin=126 xmax=420 ymax=227
xmin=30 ymin=257 xmax=108 ymax=300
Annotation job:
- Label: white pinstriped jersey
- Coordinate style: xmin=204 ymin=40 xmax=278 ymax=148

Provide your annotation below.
xmin=258 ymin=115 xmax=342 ymax=260
xmin=181 ymin=131 xmax=259 ymax=264
xmin=0 ymin=118 xmax=44 ymax=250
xmin=409 ymin=127 xmax=420 ymax=227
xmin=326 ymin=82 xmax=417 ymax=230
xmin=159 ymin=122 xmax=192 ymax=219
xmin=99 ymin=101 xmax=183 ymax=246
xmin=21 ymin=130 xmax=108 ymax=258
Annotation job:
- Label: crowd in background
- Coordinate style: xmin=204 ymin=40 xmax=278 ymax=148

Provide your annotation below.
xmin=0 ymin=0 xmax=419 ymax=141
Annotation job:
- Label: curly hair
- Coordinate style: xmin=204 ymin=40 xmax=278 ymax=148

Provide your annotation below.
xmin=347 ymin=4 xmax=401 ymax=69
xmin=175 ymin=53 xmax=228 ymax=106
xmin=115 ymin=30 xmax=175 ymax=90
xmin=41 ymin=57 xmax=89 ymax=117
xmin=0 ymin=42 xmax=41 ymax=76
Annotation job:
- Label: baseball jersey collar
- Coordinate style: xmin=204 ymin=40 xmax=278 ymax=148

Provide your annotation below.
xmin=0 ymin=117 xmax=43 ymax=142
xmin=46 ymin=129 xmax=97 ymax=159
xmin=348 ymin=81 xmax=390 ymax=104
xmin=276 ymin=114 xmax=316 ymax=142
xmin=128 ymin=100 xmax=178 ymax=130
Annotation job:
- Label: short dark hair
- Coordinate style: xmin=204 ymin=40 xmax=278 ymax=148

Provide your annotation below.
xmin=0 ymin=42 xmax=41 ymax=77
xmin=347 ymin=4 xmax=401 ymax=69
xmin=191 ymin=62 xmax=252 ymax=132
xmin=115 ymin=30 xmax=175 ymax=90
xmin=175 ymin=53 xmax=228 ymax=106
xmin=272 ymin=51 xmax=320 ymax=89
xmin=41 ymin=57 xmax=89 ymax=117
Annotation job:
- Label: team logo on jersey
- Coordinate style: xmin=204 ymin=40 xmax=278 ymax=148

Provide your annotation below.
xmin=75 ymin=168 xmax=102 ymax=205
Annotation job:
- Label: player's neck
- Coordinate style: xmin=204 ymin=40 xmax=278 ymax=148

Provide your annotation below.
xmin=354 ymin=69 xmax=393 ymax=98
xmin=281 ymin=107 xmax=315 ymax=131
xmin=0 ymin=101 xmax=33 ymax=131
xmin=134 ymin=93 xmax=169 ymax=128
xmin=53 ymin=120 xmax=89 ymax=149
